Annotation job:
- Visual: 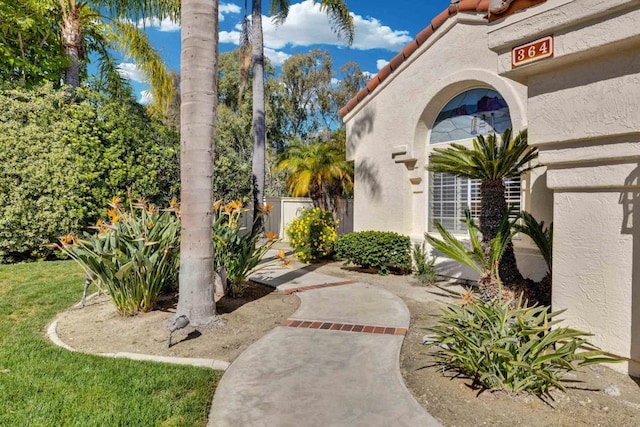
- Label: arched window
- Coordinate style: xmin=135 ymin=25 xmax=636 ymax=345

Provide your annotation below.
xmin=428 ymin=88 xmax=519 ymax=233
xmin=430 ymin=88 xmax=512 ymax=145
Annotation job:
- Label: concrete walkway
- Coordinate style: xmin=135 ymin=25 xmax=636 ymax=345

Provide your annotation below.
xmin=207 ymin=260 xmax=441 ymax=427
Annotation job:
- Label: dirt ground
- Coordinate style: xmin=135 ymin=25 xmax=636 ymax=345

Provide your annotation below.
xmin=54 ymin=260 xmax=640 ymax=426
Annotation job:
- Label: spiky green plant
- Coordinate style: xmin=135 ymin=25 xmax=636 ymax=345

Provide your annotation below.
xmin=426 ymin=295 xmax=620 ymax=395
xmin=425 ymin=208 xmax=516 ymax=300
xmin=55 ymin=198 xmax=180 ymax=316
xmin=412 ymin=241 xmax=438 ymax=285
xmin=427 ymin=129 xmax=538 ymax=285
xmin=515 ymin=211 xmax=553 ymax=273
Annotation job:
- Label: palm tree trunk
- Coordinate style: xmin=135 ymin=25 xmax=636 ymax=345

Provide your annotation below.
xmin=61 ymin=1 xmax=81 ymax=87
xmin=251 ymin=0 xmax=266 ymax=232
xmin=480 ymin=178 xmax=523 ymax=285
xmin=176 ymin=0 xmax=219 ymax=326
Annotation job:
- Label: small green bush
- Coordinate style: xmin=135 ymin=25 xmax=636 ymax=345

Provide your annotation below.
xmin=335 ymin=231 xmax=411 ymax=273
xmin=286 ymin=207 xmax=337 ymax=263
xmin=212 ymin=201 xmax=277 ymax=297
xmin=54 ymin=198 xmax=180 ymax=316
xmin=413 ymin=241 xmax=438 ymax=285
xmin=426 ymin=296 xmax=619 ymax=395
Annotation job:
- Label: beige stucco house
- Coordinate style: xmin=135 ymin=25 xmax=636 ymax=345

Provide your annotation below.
xmin=341 ymin=0 xmax=640 ymax=376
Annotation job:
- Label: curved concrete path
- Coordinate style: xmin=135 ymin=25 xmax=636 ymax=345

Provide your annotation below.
xmin=207 ymin=264 xmax=441 ymax=426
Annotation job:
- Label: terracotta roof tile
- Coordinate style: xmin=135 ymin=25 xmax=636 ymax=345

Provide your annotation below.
xmin=365 ymin=77 xmax=380 ymax=93
xmin=339 ymin=0 xmax=547 ymax=117
xmin=355 ymin=87 xmax=369 ymax=102
xmin=377 ymin=64 xmax=392 ymax=82
xmin=401 ymin=40 xmax=419 ymax=59
xmin=431 ymin=9 xmax=452 ymax=30
xmin=388 ymin=52 xmax=405 ymax=70
xmin=415 ymin=26 xmax=434 ymax=46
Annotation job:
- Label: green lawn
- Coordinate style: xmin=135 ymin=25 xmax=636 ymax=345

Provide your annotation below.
xmin=0 ymin=261 xmax=220 ymax=426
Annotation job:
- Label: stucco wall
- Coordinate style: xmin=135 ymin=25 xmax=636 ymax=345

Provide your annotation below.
xmin=489 ymin=0 xmax=640 ymax=374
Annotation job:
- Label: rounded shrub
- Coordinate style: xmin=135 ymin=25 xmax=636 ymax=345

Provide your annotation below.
xmin=286 ymin=207 xmax=337 ymax=263
xmin=335 ymin=231 xmax=411 ymax=273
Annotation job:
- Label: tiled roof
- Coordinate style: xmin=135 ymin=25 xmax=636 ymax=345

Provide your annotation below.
xmin=339 ymin=0 xmax=546 ymax=118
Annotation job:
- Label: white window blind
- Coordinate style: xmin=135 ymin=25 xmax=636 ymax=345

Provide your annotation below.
xmin=429 ymin=172 xmax=521 ymax=233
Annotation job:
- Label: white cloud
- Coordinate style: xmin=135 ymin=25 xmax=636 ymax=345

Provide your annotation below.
xmin=137 ymin=3 xmax=240 ymax=31
xmin=220 ymin=30 xmax=242 ymax=44
xmin=264 ymin=47 xmax=291 ymax=66
xmin=140 ymin=90 xmax=153 ymax=105
xmin=363 ymin=71 xmax=376 ymax=80
xmin=117 ymin=62 xmax=146 ymax=83
xmin=220 ymin=3 xmax=241 ymax=16
xmin=376 ymin=59 xmax=389 ymax=70
xmin=137 ymin=16 xmax=180 ymax=32
xmin=261 ymin=0 xmax=412 ymax=51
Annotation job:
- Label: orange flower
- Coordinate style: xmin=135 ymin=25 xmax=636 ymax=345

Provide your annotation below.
xmin=459 ymin=290 xmax=474 ymax=305
xmin=228 ymin=200 xmax=243 ymax=211
xmin=258 ymin=202 xmax=273 ymax=213
xmin=110 ymin=196 xmax=122 ymax=208
xmin=61 ymin=233 xmax=77 ymax=245
xmin=276 ymin=250 xmax=290 ymax=266
xmin=265 ymin=231 xmax=278 ymax=241
xmin=147 ymin=205 xmax=157 ymax=214
xmin=106 ymin=208 xmax=118 ymax=223
xmin=169 ymin=197 xmax=179 ymax=209
xmin=213 ymin=200 xmax=224 ymax=212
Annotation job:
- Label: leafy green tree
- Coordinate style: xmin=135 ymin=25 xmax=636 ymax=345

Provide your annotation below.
xmin=249 ymin=0 xmax=355 ymax=228
xmin=0 ymin=0 xmax=68 ymax=86
xmin=427 ymin=129 xmax=538 ymax=287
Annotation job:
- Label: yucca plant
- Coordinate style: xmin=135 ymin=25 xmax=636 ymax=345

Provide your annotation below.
xmin=426 ymin=295 xmax=619 ymax=395
xmin=212 ymin=201 xmax=277 ymax=297
xmin=55 ymin=198 xmax=180 ymax=316
xmin=427 ymin=129 xmax=538 ymax=285
xmin=425 ymin=208 xmax=516 ymax=301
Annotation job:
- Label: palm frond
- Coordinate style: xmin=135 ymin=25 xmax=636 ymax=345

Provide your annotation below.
xmin=515 ymin=211 xmax=553 ymax=272
xmin=315 ymin=0 xmax=354 ymax=46
xmin=113 ymin=19 xmax=174 ymax=115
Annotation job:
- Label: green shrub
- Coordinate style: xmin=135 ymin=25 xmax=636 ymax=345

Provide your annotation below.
xmin=0 ymin=83 xmax=179 ymax=263
xmin=335 ymin=231 xmax=411 ymax=273
xmin=212 ymin=201 xmax=277 ymax=296
xmin=287 ymin=207 xmax=337 ymax=263
xmin=426 ymin=295 xmax=619 ymax=395
xmin=54 ymin=198 xmax=180 ymax=316
xmin=413 ymin=241 xmax=438 ymax=285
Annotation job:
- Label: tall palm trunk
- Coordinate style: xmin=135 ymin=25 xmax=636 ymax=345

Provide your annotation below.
xmin=479 ymin=178 xmax=523 ymax=287
xmin=251 ymin=0 xmax=266 ymax=232
xmin=61 ymin=1 xmax=81 ymax=87
xmin=176 ymin=0 xmax=219 ymax=326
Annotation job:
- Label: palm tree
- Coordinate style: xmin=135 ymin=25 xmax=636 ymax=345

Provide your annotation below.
xmin=274 ymin=134 xmax=353 ymax=214
xmin=175 ymin=0 xmax=219 ymax=326
xmin=427 ymin=129 xmax=538 ymax=287
xmin=57 ymin=0 xmax=178 ymax=113
xmin=249 ymin=0 xmax=355 ymax=228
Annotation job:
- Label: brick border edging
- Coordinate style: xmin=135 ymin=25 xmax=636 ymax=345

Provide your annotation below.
xmin=283 ymin=280 xmax=357 ymax=294
xmin=280 ymin=319 xmax=407 ymax=336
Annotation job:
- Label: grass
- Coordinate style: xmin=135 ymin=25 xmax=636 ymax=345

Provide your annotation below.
xmin=0 ymin=261 xmax=220 ymax=426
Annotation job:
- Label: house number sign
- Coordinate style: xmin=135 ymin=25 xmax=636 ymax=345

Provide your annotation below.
xmin=512 ymin=35 xmax=554 ymax=68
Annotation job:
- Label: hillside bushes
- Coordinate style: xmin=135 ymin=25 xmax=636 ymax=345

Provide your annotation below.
xmin=0 ymin=83 xmax=179 ymax=262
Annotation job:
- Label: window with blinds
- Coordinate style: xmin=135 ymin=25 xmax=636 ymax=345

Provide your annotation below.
xmin=429 ymin=172 xmax=521 ymax=233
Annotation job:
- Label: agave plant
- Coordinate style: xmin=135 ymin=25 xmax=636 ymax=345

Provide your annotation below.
xmin=425 ymin=208 xmax=517 ymax=301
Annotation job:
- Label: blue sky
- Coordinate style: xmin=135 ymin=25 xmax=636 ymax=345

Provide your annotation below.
xmin=115 ymin=1 xmax=452 ymax=103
